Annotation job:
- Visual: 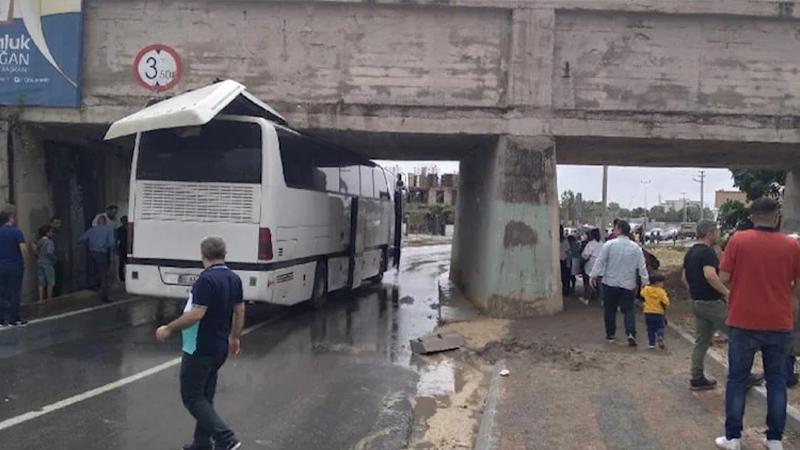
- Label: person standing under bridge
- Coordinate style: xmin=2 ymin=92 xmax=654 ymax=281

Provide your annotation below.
xmin=156 ymin=237 xmax=245 ymax=450
xmin=590 ymin=219 xmax=649 ymax=347
xmin=715 ymin=198 xmax=800 ymax=450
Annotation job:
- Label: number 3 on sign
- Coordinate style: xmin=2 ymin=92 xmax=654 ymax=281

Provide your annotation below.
xmin=133 ymin=44 xmax=183 ymax=92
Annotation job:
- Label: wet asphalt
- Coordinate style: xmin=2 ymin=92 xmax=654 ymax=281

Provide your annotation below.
xmin=0 ymin=245 xmax=452 ymax=450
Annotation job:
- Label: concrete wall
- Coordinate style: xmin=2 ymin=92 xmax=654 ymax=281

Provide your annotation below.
xmin=554 ymin=11 xmax=800 ymax=115
xmin=452 ymin=135 xmax=561 ymax=317
xmin=83 ymin=1 xmax=510 ymax=110
xmin=11 ymin=125 xmax=53 ymax=302
xmin=9 ymin=0 xmax=798 ymax=159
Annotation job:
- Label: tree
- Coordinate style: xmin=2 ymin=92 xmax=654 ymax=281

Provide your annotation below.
xmin=717 ymin=200 xmax=749 ymax=234
xmin=559 ymin=190 xmax=577 ymax=225
xmin=731 ymin=169 xmax=786 ymax=200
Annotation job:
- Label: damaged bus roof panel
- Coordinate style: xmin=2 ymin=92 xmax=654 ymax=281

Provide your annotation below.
xmin=104 ymin=79 xmax=287 ymax=140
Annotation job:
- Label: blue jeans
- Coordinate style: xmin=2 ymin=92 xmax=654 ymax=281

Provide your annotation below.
xmin=0 ymin=267 xmax=23 ymax=324
xmin=602 ymin=284 xmax=636 ymax=338
xmin=787 ymin=356 xmax=798 ymax=386
xmin=725 ymin=327 xmax=792 ymax=440
xmin=645 ymin=313 xmax=665 ymax=347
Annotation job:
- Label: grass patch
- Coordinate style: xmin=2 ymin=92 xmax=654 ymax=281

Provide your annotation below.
xmin=648 ymin=246 xmax=688 ymax=270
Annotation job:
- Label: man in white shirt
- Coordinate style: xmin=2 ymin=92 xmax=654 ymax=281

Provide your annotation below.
xmin=590 ymin=220 xmax=650 ymax=347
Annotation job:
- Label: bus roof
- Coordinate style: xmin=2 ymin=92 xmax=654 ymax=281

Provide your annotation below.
xmin=104 ymin=80 xmax=286 ymax=140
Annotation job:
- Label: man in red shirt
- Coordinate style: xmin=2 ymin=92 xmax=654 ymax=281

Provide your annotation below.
xmin=715 ymin=198 xmax=800 ymax=450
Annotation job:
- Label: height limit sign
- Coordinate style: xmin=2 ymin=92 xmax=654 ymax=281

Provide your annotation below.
xmin=134 ymin=44 xmax=183 ymax=92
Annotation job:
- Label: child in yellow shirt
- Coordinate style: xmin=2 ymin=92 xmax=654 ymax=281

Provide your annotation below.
xmin=641 ymin=274 xmax=670 ymax=350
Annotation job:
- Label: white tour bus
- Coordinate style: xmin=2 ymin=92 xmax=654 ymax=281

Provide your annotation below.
xmin=105 ymin=80 xmax=398 ymax=307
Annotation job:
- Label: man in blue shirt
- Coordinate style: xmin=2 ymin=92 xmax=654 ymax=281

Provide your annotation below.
xmin=79 ymin=215 xmax=114 ymax=302
xmin=0 ymin=205 xmax=28 ymax=327
xmin=590 ymin=220 xmax=650 ymax=347
xmin=156 ymin=237 xmax=245 ymax=450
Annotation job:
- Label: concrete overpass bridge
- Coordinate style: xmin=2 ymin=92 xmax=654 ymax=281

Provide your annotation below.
xmin=5 ymin=0 xmax=800 ymax=314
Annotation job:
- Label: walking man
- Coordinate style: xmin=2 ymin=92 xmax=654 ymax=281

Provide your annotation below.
xmin=0 ymin=205 xmax=28 ymax=327
xmin=590 ymin=219 xmax=649 ymax=347
xmin=79 ymin=215 xmax=114 ymax=302
xmin=116 ymin=216 xmax=129 ymax=282
xmin=715 ymin=198 xmax=800 ymax=450
xmin=156 ymin=237 xmax=244 ymax=450
xmin=685 ymin=220 xmax=763 ymax=391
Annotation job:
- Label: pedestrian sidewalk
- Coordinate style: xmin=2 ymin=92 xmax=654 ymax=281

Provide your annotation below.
xmin=471 ymin=298 xmax=800 ymax=450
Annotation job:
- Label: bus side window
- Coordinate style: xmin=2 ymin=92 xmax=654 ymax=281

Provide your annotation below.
xmin=340 ymin=165 xmax=360 ymax=195
xmin=279 ymin=132 xmax=327 ymax=192
xmin=375 ymin=167 xmax=390 ymax=200
xmin=360 ymin=166 xmax=375 ymax=198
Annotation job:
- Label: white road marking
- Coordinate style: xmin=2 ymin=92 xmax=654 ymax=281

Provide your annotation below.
xmin=668 ymin=321 xmax=800 ymax=426
xmin=0 ymin=319 xmax=273 ymax=431
xmin=0 ymin=296 xmax=148 ymax=333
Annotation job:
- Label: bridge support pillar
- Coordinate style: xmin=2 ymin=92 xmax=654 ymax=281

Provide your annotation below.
xmin=784 ymin=168 xmax=800 ymax=234
xmin=451 ymin=135 xmax=562 ymax=318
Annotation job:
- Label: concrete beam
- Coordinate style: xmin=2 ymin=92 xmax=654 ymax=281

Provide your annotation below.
xmin=261 ymin=1 xmax=798 ymax=20
xmin=452 ymin=135 xmax=561 ymax=317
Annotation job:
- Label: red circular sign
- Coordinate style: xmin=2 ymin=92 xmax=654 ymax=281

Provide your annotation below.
xmin=133 ymin=44 xmax=183 ymax=92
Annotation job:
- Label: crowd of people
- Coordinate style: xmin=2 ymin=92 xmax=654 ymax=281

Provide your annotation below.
xmin=569 ymin=197 xmax=800 ymax=450
xmin=0 ymin=204 xmax=129 ymax=327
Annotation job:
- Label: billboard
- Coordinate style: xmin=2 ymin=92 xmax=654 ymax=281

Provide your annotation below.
xmin=0 ymin=0 xmax=82 ymax=107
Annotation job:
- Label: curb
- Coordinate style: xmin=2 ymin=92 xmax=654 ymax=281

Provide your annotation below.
xmin=667 ymin=322 xmax=800 ymax=430
xmin=474 ymin=359 xmax=506 ymax=450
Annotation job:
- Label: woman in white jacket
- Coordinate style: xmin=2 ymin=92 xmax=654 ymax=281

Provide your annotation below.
xmin=581 ymin=228 xmax=603 ymax=303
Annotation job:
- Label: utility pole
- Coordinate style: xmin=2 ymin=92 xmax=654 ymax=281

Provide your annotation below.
xmin=681 ymin=192 xmax=688 ymax=223
xmin=694 ymin=170 xmax=706 ymax=220
xmin=641 ymin=179 xmax=652 ymax=240
xmin=601 ymin=166 xmax=608 ymax=236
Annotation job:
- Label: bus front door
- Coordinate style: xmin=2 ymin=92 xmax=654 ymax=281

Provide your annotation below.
xmin=348 ymin=197 xmax=366 ymax=289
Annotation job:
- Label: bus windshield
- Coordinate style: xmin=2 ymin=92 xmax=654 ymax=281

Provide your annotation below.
xmin=137 ymin=121 xmax=262 ymax=184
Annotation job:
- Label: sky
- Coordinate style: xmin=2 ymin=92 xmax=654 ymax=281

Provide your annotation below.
xmin=376 ymin=161 xmax=736 ymax=209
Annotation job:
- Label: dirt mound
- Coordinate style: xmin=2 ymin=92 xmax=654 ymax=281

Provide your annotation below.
xmin=663 ymin=267 xmax=688 ymax=302
xmin=473 ymin=337 xmax=598 ymax=371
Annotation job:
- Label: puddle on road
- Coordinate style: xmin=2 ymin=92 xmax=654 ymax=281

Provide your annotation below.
xmin=416 ymin=360 xmax=458 ymax=398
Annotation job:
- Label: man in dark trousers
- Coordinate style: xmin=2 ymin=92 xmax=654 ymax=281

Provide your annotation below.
xmin=715 ymin=198 xmax=800 ymax=450
xmin=0 ymin=205 xmax=28 ymax=327
xmin=156 ymin=237 xmax=245 ymax=450
xmin=590 ymin=220 xmax=649 ymax=347
xmin=116 ymin=216 xmax=129 ymax=282
xmin=684 ymin=220 xmax=763 ymax=392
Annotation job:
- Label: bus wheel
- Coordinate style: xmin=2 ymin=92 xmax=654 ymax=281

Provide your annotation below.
xmin=311 ymin=260 xmax=328 ymax=309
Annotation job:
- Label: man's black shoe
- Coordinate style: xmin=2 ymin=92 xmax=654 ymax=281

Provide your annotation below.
xmin=181 ymin=443 xmax=212 ymax=450
xmin=627 ymin=334 xmax=637 ymax=347
xmin=11 ymin=320 xmax=27 ymax=327
xmin=690 ymin=376 xmax=718 ymax=391
xmin=219 ymin=439 xmax=241 ymax=450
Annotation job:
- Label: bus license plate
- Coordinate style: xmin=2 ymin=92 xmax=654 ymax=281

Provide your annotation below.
xmin=178 ymin=274 xmax=199 ymax=285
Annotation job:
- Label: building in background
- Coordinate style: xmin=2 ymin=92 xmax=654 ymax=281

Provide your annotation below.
xmin=662 ymin=199 xmax=702 ymax=212
xmin=406 ymin=169 xmax=459 ymax=207
xmin=715 ymin=190 xmax=749 ymax=209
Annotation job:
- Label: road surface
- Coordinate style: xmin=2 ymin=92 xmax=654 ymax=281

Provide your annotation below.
xmin=0 ymin=245 xmax=452 ymax=450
